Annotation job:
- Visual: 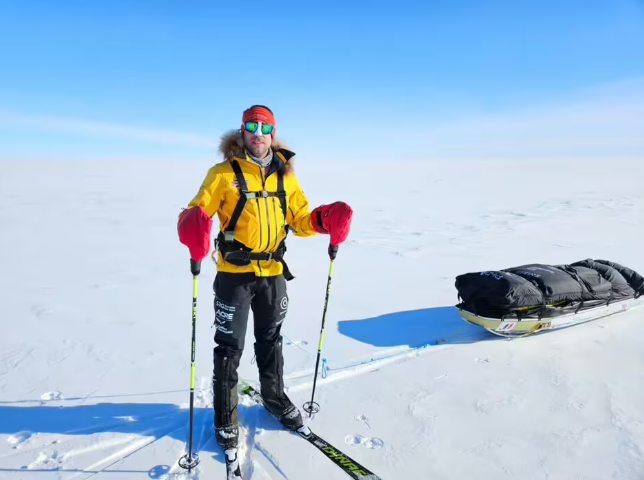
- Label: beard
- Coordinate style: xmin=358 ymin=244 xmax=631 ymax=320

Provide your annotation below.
xmin=244 ymin=138 xmax=270 ymax=159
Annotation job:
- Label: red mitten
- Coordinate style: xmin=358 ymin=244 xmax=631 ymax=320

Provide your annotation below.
xmin=177 ymin=206 xmax=213 ymax=261
xmin=311 ymin=201 xmax=353 ymax=245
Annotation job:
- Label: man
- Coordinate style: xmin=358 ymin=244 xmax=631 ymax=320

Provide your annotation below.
xmin=177 ymin=105 xmax=353 ymax=454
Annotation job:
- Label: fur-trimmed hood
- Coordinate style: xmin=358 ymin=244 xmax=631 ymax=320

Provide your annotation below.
xmin=218 ymin=129 xmax=294 ymax=174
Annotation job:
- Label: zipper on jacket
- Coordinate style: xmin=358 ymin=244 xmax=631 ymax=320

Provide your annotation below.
xmin=264 ymin=197 xmax=271 ymax=252
xmin=258 ymin=164 xmax=271 ymax=253
xmin=270 ymin=199 xmax=279 ymax=251
xmin=253 ymin=163 xmax=266 ymax=276
xmin=255 ymin=198 xmax=264 ymax=251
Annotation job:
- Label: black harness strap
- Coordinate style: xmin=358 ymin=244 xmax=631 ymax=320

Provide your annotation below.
xmin=218 ymin=158 xmax=294 ymax=280
xmin=224 ymin=160 xmax=249 ymax=242
xmin=277 ymin=171 xmax=286 ymax=227
xmin=224 ymin=160 xmax=287 ymax=243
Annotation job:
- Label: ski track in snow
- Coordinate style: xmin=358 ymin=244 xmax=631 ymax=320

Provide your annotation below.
xmin=3 ymin=306 xmax=641 ymax=480
xmin=0 ymin=346 xmax=35 ymax=378
xmin=0 ymin=404 xmax=186 ymax=463
xmin=0 ymin=333 xmax=481 ymax=479
xmin=236 ymin=392 xmax=273 ymax=480
xmin=283 ymin=340 xmax=452 ymax=394
xmin=0 ymin=396 xmax=196 ymax=478
xmin=59 ymin=421 xmax=184 ymax=479
xmin=1 ymin=418 xmax=189 ymax=478
xmin=69 ymin=421 xmax=187 ymax=480
xmin=2 ymin=160 xmax=644 ymax=479
xmin=0 ymin=379 xmax=281 ymax=480
xmin=253 ymin=442 xmax=289 ymax=480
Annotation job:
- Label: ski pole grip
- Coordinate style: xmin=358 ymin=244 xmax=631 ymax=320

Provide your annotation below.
xmin=190 ymin=259 xmax=201 ymax=276
xmin=328 ymin=244 xmax=338 ymax=260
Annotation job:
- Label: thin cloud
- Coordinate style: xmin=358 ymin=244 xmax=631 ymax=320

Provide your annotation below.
xmin=394 ymin=76 xmax=644 ymax=159
xmin=0 ymin=111 xmax=218 ymax=149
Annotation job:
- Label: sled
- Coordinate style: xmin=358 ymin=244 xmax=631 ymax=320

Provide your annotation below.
xmin=457 ymin=295 xmax=644 ymax=338
xmin=454 ymin=258 xmax=644 ymax=338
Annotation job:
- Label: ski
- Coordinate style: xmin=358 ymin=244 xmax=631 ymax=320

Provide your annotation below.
xmin=239 ymin=383 xmax=383 ymax=480
xmin=225 ymin=448 xmax=242 ymax=480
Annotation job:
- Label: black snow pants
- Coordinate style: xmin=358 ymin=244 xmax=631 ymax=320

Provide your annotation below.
xmin=212 ymin=271 xmax=295 ymax=449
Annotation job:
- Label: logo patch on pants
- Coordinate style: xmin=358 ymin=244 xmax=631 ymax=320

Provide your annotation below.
xmin=215 ymin=299 xmax=236 ymax=334
xmin=274 ymin=295 xmax=288 ymax=326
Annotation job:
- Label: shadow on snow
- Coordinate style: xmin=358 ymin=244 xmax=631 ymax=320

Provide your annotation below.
xmin=0 ymin=307 xmax=499 ymax=476
xmin=0 ymin=400 xmax=281 ymax=477
xmin=337 ymin=305 xmax=496 ymax=348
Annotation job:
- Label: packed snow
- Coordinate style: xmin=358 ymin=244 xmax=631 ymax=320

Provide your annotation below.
xmin=1 ymin=157 xmax=643 ymax=480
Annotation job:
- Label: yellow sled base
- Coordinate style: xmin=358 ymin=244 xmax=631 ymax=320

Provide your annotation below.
xmin=457 ymin=295 xmax=644 ymax=338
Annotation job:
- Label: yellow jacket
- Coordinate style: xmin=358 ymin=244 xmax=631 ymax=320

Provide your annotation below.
xmin=185 ymin=131 xmax=318 ymax=276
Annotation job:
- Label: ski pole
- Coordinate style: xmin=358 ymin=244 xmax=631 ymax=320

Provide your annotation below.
xmin=179 ymin=259 xmax=201 ymax=470
xmin=303 ymin=244 xmax=338 ymax=417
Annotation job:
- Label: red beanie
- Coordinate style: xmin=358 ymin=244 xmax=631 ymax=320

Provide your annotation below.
xmin=241 ymin=105 xmax=276 ymax=138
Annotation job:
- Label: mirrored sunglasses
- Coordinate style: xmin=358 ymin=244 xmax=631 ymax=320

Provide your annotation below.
xmin=244 ymin=121 xmax=274 ymax=135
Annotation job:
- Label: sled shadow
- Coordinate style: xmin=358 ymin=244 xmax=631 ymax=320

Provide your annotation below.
xmin=337 ymin=305 xmax=494 ymax=348
xmin=0 ymin=399 xmax=286 ymax=475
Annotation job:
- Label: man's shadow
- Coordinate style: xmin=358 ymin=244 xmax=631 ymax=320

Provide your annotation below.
xmin=0 ymin=398 xmax=283 ymax=476
xmin=0 ymin=307 xmax=500 ymax=477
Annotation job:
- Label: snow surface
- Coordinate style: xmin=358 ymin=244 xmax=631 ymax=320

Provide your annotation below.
xmin=1 ymin=158 xmax=643 ymax=480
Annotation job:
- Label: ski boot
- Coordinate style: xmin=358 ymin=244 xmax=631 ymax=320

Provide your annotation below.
xmin=215 ymin=424 xmax=239 ymax=451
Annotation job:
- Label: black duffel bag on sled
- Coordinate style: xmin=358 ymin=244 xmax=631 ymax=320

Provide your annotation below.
xmin=454 ymin=258 xmax=644 ymax=337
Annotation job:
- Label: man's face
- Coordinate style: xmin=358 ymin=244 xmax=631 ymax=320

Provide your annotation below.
xmin=242 ymin=121 xmax=273 ymax=159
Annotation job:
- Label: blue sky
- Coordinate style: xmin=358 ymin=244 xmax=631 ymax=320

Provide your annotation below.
xmin=0 ymin=0 xmax=642 ymax=160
